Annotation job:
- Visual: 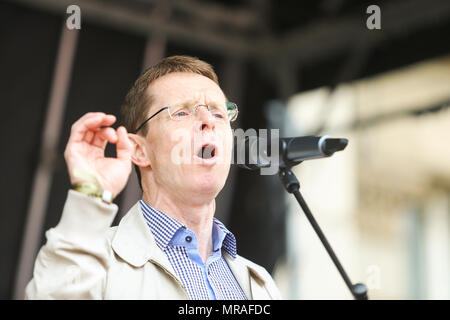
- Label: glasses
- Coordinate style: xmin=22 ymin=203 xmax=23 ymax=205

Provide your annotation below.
xmin=134 ymin=102 xmax=238 ymax=133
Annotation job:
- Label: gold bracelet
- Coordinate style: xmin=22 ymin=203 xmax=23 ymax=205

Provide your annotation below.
xmin=72 ymin=181 xmax=103 ymax=198
xmin=71 ymin=168 xmax=113 ymax=203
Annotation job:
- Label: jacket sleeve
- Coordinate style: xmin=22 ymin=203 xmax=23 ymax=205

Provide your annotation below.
xmin=24 ymin=190 xmax=118 ymax=300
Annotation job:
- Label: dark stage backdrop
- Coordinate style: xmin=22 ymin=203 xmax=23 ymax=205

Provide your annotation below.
xmin=0 ymin=1 xmax=285 ymax=299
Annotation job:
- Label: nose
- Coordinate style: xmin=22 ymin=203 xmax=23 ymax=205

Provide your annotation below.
xmin=196 ymin=106 xmax=215 ymax=131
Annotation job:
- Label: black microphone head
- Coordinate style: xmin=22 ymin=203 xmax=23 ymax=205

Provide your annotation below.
xmin=322 ymin=138 xmax=348 ymax=156
xmin=234 ymin=134 xmax=349 ymax=170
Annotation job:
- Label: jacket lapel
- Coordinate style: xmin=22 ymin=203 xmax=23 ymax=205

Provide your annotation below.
xmin=111 ymin=202 xmax=177 ymax=278
xmin=224 ymin=253 xmax=252 ymax=299
xmin=224 ymin=253 xmax=271 ymax=299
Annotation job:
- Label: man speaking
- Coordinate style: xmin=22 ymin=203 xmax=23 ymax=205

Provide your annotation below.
xmin=25 ymin=56 xmax=281 ymax=300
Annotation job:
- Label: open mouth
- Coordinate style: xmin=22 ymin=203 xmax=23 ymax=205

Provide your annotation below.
xmin=197 ymin=143 xmax=217 ymax=160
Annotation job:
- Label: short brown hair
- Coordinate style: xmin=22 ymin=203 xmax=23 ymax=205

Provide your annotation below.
xmin=121 ymin=55 xmax=219 ymax=136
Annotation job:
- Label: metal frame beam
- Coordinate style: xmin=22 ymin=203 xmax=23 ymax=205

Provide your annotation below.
xmin=13 ymin=24 xmax=79 ymax=300
xmin=10 ymin=0 xmax=450 ymax=64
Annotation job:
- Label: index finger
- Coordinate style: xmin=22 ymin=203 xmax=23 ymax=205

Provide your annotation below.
xmin=69 ymin=113 xmax=116 ymax=143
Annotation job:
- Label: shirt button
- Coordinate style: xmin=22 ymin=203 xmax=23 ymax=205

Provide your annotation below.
xmin=185 ymin=236 xmax=192 ymax=243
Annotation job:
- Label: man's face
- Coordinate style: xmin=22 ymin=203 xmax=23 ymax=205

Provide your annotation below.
xmin=141 ymin=72 xmax=233 ymax=201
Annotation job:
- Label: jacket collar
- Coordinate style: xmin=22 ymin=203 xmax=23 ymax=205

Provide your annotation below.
xmin=111 ymin=201 xmax=269 ymax=299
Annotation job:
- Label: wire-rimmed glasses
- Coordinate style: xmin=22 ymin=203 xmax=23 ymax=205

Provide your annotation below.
xmin=134 ymin=102 xmax=238 ymax=134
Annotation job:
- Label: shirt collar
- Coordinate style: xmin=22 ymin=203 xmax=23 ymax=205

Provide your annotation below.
xmin=140 ymin=200 xmax=183 ymax=250
xmin=212 ymin=218 xmax=237 ymax=258
xmin=139 ymin=200 xmax=237 ymax=258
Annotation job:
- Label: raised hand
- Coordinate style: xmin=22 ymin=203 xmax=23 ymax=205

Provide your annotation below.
xmin=64 ymin=112 xmax=134 ymax=199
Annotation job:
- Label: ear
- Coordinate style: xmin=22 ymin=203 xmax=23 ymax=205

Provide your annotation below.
xmin=127 ymin=133 xmax=151 ymax=169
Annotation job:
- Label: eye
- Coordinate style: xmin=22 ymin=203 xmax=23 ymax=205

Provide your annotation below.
xmin=171 ymin=108 xmax=190 ymax=118
xmin=210 ymin=108 xmax=226 ymax=120
xmin=213 ymin=113 xmax=225 ymax=119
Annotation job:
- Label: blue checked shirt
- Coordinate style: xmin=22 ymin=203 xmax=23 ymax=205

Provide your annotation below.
xmin=140 ymin=200 xmax=248 ymax=300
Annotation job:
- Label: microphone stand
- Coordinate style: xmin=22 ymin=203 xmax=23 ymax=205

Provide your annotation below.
xmin=279 ymin=166 xmax=368 ymax=300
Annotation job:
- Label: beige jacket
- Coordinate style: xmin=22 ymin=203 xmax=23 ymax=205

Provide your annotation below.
xmin=25 ymin=190 xmax=281 ymax=300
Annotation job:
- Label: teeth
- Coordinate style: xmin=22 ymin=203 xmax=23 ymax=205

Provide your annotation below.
xmin=199 ymin=145 xmax=215 ymax=159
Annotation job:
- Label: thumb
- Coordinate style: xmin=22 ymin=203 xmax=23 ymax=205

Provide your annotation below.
xmin=116 ymin=126 xmax=133 ymax=160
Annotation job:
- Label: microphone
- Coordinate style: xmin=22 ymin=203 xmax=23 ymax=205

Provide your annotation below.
xmin=234 ymin=135 xmax=348 ymax=170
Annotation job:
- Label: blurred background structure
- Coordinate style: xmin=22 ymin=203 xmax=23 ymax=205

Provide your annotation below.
xmin=1 ymin=0 xmax=449 ymax=300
